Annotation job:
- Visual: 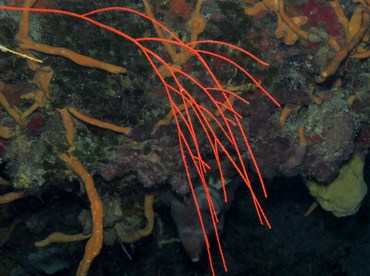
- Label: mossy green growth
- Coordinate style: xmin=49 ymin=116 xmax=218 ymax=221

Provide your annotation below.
xmin=306 ymin=153 xmax=367 ymax=217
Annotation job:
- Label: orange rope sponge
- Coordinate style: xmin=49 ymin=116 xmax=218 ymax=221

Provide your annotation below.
xmin=58 ymin=107 xmax=75 ymax=146
xmin=15 ymin=0 xmax=126 ymax=74
xmin=297 ymin=126 xmax=307 ymax=145
xmin=115 ymin=193 xmax=155 ymax=243
xmin=60 ymin=153 xmax=103 ymax=276
xmin=35 ymin=232 xmax=90 ymax=247
xmin=279 ymin=105 xmax=298 ymax=126
xmin=318 ymin=11 xmax=369 ymax=83
xmin=20 ymin=39 xmax=126 ymax=74
xmin=0 ymin=127 xmax=16 ymax=139
xmin=0 ymin=93 xmax=21 ymax=123
xmin=68 ymin=107 xmax=132 ymax=136
xmin=0 ymin=191 xmax=25 ymax=204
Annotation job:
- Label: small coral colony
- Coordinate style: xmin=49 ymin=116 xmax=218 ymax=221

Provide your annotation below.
xmin=0 ymin=0 xmax=369 ymax=275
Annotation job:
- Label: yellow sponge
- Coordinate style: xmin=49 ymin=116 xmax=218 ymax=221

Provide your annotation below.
xmin=306 ymin=153 xmax=367 ymax=217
